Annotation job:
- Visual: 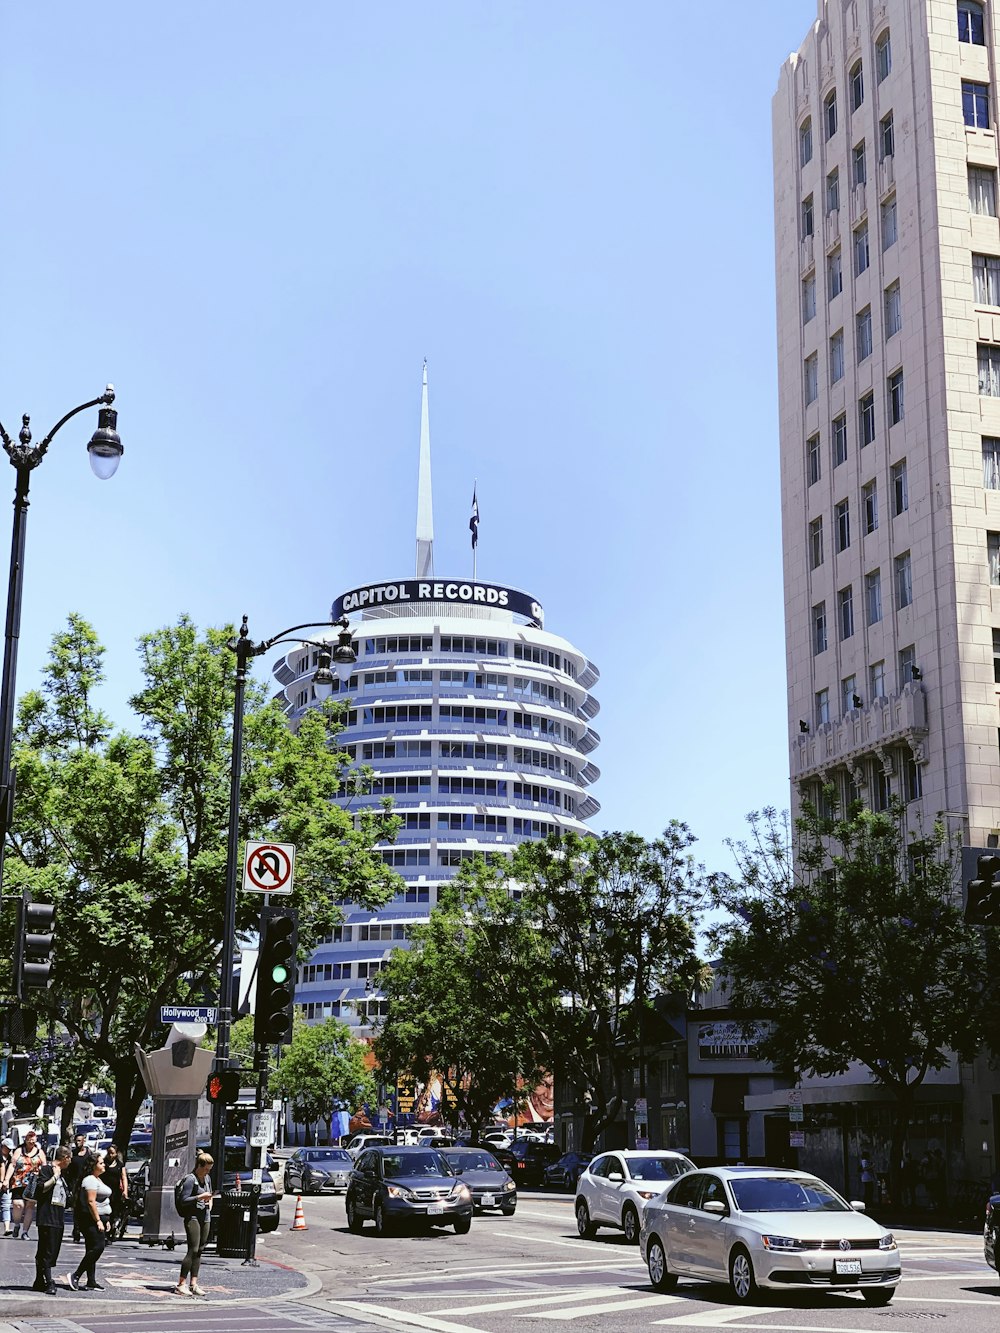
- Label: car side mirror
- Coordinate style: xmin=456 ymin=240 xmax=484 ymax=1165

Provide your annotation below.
xmin=608 ymin=1171 xmax=625 ymax=1183
xmin=850 ymin=1200 xmax=866 ymax=1212
xmin=703 ymin=1200 xmax=726 ymax=1215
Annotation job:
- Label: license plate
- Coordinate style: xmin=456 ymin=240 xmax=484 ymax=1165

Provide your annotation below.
xmin=834 ymin=1259 xmax=862 ymax=1276
xmin=481 ymin=1193 xmax=495 ymax=1206
xmin=427 ymin=1203 xmax=445 ymax=1214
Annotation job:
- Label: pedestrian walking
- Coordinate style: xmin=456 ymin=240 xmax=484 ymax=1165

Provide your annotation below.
xmin=174 ymin=1152 xmax=214 ymax=1298
xmin=64 ymin=1152 xmax=111 ymax=1290
xmin=0 ymin=1139 xmax=15 ymax=1237
xmin=860 ymin=1156 xmax=878 ymax=1209
xmin=102 ymin=1144 xmax=129 ymax=1241
xmin=33 ymin=1147 xmax=71 ymax=1296
xmin=63 ymin=1133 xmax=90 ymax=1244
xmin=11 ymin=1129 xmax=46 ymax=1240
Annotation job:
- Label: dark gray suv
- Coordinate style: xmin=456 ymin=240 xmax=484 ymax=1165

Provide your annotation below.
xmin=346 ymin=1146 xmax=474 ymax=1236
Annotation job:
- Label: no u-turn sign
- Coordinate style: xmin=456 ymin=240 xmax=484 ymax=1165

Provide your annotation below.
xmin=243 ymin=840 xmax=296 ymax=895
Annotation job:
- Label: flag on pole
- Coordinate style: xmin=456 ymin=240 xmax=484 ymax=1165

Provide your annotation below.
xmin=469 ymin=486 xmax=479 ymax=550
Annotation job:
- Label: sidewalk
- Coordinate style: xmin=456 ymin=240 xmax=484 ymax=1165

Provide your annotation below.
xmin=0 ymin=1219 xmax=318 ymax=1317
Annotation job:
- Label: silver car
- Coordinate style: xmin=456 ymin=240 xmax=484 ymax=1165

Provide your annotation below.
xmin=639 ymin=1166 xmax=900 ymax=1305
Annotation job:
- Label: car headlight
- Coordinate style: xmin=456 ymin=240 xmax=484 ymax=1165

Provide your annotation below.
xmin=450 ymin=1183 xmax=471 ymax=1200
xmin=387 ymin=1186 xmax=416 ymax=1201
xmin=762 ymin=1234 xmax=804 ymax=1251
xmin=879 ymin=1233 xmax=896 ymax=1250
xmin=636 ymin=1190 xmax=658 ymax=1200
xmin=503 ymin=1179 xmax=516 ymax=1191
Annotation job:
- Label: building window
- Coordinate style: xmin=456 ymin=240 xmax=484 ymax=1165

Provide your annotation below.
xmin=979 ymin=344 xmax=1000 ymax=395
xmin=815 ymin=687 xmax=830 ymax=726
xmin=808 ymin=433 xmax=821 ymax=484
xmin=875 ymin=29 xmax=892 ymax=81
xmin=905 ymin=756 xmax=922 ymax=802
xmin=974 ymin=253 xmax=1000 ymax=305
xmin=866 ymin=569 xmax=883 ymax=625
xmin=850 ymin=61 xmax=864 ymax=112
xmin=970 ymin=166 xmax=998 ymax=216
xmin=984 ymin=437 xmax=1000 ymax=489
xmin=835 ymin=498 xmax=851 ymax=551
xmin=809 ymin=517 xmax=824 ymax=569
xmin=802 ymin=195 xmax=815 ymax=239
xmin=824 ymin=88 xmax=838 ymax=139
xmin=860 ymin=392 xmax=876 ymax=446
xmin=828 ymin=248 xmax=843 ymax=300
xmin=802 ymin=274 xmax=817 ymax=323
xmin=994 ymin=627 xmax=1000 ymax=682
xmin=831 ymin=330 xmax=845 ymax=383
xmin=888 ymin=369 xmax=904 ymax=424
xmin=800 ymin=117 xmax=814 ymax=165
xmin=842 ymin=674 xmax=858 ymax=716
xmin=892 ymin=459 xmax=908 ymax=514
xmin=895 ymin=551 xmax=913 ymax=608
xmin=959 ymin=1 xmax=986 ymax=45
xmin=874 ymin=767 xmax=891 ymax=811
xmin=857 ymin=306 xmax=873 ymax=361
xmin=813 ymin=602 xmax=828 ymax=655
xmin=863 ymin=479 xmax=878 ymax=533
xmin=805 ymin=354 xmax=819 ymax=404
xmin=899 ymin=644 xmax=916 ymax=686
xmin=870 ymin=659 xmax=887 ymax=700
xmin=963 ymin=81 xmax=991 ymax=129
xmin=881 ymin=195 xmax=897 ymax=249
xmin=854 ymin=223 xmax=870 ymax=275
xmin=853 ymin=141 xmax=867 ymax=186
xmin=833 ymin=413 xmax=848 ymax=466
xmin=879 ymin=111 xmax=894 ymax=160
xmin=826 ymin=168 xmax=840 ymax=214
xmin=839 ymin=585 xmax=855 ymax=640
xmin=989 ymin=532 xmax=1000 ymax=585
xmin=885 ymin=281 xmax=901 ymax=337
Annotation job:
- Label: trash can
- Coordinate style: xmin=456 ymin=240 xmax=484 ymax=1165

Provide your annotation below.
xmin=215 ymin=1185 xmax=261 ymax=1260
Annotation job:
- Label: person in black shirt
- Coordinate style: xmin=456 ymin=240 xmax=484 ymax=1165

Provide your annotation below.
xmin=63 ymin=1136 xmax=89 ymax=1245
xmin=102 ymin=1145 xmax=129 ymax=1241
xmin=33 ymin=1148 xmax=71 ymax=1295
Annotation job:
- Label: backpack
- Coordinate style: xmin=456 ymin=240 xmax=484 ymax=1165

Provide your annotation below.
xmin=174 ymin=1175 xmax=192 ymax=1216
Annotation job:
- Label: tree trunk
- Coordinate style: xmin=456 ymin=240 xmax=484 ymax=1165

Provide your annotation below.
xmin=59 ymin=1084 xmax=82 ymax=1144
xmin=111 ymin=1064 xmax=147 ymax=1151
xmin=887 ymin=1085 xmax=914 ymax=1208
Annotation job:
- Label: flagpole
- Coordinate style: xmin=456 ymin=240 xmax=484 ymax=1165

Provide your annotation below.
xmin=471 ymin=479 xmax=478 ymax=581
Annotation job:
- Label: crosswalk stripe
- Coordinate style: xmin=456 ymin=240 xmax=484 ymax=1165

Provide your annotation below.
xmin=330 ymin=1300 xmax=479 ymax=1332
xmin=654 ymin=1305 xmax=784 ymax=1325
xmin=432 ymin=1285 xmax=623 ymax=1315
xmin=517 ymin=1293 xmax=687 ymax=1319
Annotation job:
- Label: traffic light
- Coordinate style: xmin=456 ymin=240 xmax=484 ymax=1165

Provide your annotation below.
xmin=12 ymin=891 xmax=55 ymax=1000
xmin=205 ymin=1069 xmax=242 ymax=1104
xmin=0 ymin=1053 xmax=30 ymax=1091
xmin=965 ymin=853 xmax=1000 ymax=924
xmin=254 ymin=906 xmax=298 ymax=1046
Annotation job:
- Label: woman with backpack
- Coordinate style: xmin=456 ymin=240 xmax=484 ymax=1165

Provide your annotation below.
xmin=174 ymin=1152 xmax=214 ymax=1298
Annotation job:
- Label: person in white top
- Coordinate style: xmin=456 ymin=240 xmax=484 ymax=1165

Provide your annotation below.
xmin=64 ymin=1154 xmax=111 ymax=1291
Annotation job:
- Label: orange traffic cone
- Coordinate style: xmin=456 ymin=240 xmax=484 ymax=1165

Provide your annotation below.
xmin=290 ymin=1195 xmax=308 ymax=1231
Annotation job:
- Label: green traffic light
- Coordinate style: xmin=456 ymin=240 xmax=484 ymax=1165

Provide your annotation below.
xmin=271 ymin=964 xmax=289 ymax=984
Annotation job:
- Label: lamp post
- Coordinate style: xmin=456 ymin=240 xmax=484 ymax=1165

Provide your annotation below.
xmin=209 ymin=614 xmax=356 ymax=1176
xmin=0 ymin=387 xmax=122 ymax=891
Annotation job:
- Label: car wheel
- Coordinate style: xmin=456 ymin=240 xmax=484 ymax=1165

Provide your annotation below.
xmin=729 ymin=1246 xmax=757 ymax=1303
xmin=576 ymin=1199 xmax=597 ymax=1239
xmin=647 ymin=1235 xmax=678 ymax=1292
xmin=373 ymin=1202 xmax=393 ymax=1237
xmin=862 ymin=1288 xmax=895 ymax=1306
xmin=622 ymin=1203 xmax=640 ymax=1244
xmin=259 ymin=1219 xmax=279 ymax=1234
xmin=501 ymin=1204 xmax=516 ymax=1216
xmin=346 ymin=1197 xmax=364 ymax=1233
xmin=454 ymin=1215 xmax=472 ymax=1235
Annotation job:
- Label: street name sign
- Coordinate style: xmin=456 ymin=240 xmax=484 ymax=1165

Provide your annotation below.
xmin=243 ymin=840 xmax=296 ymax=895
xmin=160 ymin=1005 xmax=218 ymax=1024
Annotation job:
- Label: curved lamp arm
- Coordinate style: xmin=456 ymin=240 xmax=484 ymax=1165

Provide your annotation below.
xmin=0 ymin=385 xmax=116 ymax=470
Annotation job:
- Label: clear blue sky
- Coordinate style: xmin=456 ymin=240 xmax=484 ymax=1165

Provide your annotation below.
xmin=0 ymin=1 xmax=814 ymax=877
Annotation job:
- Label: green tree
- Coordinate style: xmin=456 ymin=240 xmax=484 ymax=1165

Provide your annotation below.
xmin=4 ymin=613 xmax=399 ymax=1147
xmin=273 ymin=1017 xmax=375 ymax=1143
xmin=374 ymin=874 xmax=547 ymax=1141
xmin=710 ymin=801 xmax=994 ymax=1194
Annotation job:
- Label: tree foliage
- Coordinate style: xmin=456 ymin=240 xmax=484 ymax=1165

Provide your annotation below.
xmin=273 ymin=1017 xmax=375 ymax=1141
xmin=4 ymin=613 xmax=399 ymax=1144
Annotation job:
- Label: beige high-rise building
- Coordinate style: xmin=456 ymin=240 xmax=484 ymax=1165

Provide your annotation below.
xmin=774 ymin=1 xmax=1000 ymax=1174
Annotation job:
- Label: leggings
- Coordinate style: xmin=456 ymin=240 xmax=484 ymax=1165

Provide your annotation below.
xmin=73 ymin=1215 xmax=107 ymax=1286
xmin=180 ymin=1213 xmax=210 ymax=1281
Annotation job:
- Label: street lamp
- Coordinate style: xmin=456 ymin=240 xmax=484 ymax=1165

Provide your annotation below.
xmin=209 ymin=614 xmax=356 ymax=1175
xmin=0 ymin=387 xmax=122 ymax=890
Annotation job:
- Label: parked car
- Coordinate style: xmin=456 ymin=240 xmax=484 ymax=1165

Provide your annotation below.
xmin=543 ymin=1151 xmax=592 ymax=1192
xmin=345 ymin=1133 xmax=394 ymax=1159
xmin=126 ymin=1134 xmax=153 ymax=1174
xmin=441 ymin=1147 xmax=518 ymax=1215
xmin=284 ymin=1147 xmax=353 ymax=1195
xmin=346 ymin=1145 xmax=473 ymax=1236
xmin=576 ymin=1150 xmax=696 ymax=1244
xmin=498 ymin=1140 xmax=562 ymax=1188
xmin=985 ymin=1187 xmax=1000 ymax=1274
xmin=639 ymin=1166 xmax=900 ymax=1304
xmin=482 ymin=1131 xmax=512 ymax=1150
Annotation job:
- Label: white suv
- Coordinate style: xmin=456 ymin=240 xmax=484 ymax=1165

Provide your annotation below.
xmin=575 ymin=1150 xmax=695 ymax=1244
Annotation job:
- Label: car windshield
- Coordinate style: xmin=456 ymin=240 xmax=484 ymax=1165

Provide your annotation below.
xmin=444 ymin=1151 xmax=501 ymax=1172
xmin=382 ymin=1152 xmax=452 ymax=1178
xmin=730 ymin=1176 xmax=851 ymax=1213
xmin=630 ymin=1157 xmax=695 ymax=1182
xmin=127 ymin=1141 xmax=152 ymax=1161
xmin=305 ymin=1149 xmax=350 ymax=1163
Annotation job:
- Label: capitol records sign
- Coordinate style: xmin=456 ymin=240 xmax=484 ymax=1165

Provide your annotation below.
xmin=332 ymin=579 xmax=544 ymax=627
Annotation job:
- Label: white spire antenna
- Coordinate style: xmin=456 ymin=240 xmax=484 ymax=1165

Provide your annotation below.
xmin=415 ymin=359 xmax=434 ymax=578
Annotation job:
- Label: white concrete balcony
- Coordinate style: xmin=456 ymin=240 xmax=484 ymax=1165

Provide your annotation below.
xmin=791 ymin=683 xmax=928 ymax=781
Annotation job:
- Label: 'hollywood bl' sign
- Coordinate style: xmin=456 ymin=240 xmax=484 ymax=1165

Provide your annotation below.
xmin=331 ymin=579 xmax=544 ymax=627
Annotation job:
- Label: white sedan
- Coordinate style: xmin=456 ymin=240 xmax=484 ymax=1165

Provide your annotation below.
xmin=640 ymin=1166 xmax=900 ymax=1304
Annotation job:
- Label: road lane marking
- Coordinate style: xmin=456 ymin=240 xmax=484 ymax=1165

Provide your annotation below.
xmin=369 ymin=1258 xmax=642 ymax=1284
xmin=331 ymin=1300 xmax=480 ymax=1332
xmin=521 ymin=1292 xmax=687 ymax=1318
xmin=432 ymin=1285 xmax=624 ymax=1314
xmin=654 ymin=1306 xmax=785 ymax=1326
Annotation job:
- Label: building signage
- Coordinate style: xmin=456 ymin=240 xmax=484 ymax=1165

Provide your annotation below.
xmin=331 ymin=580 xmax=544 ymax=627
xmin=165 ymin=1129 xmax=188 ymax=1152
xmin=789 ymin=1129 xmax=805 ymax=1148
xmin=696 ymin=1020 xmax=767 ymax=1060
